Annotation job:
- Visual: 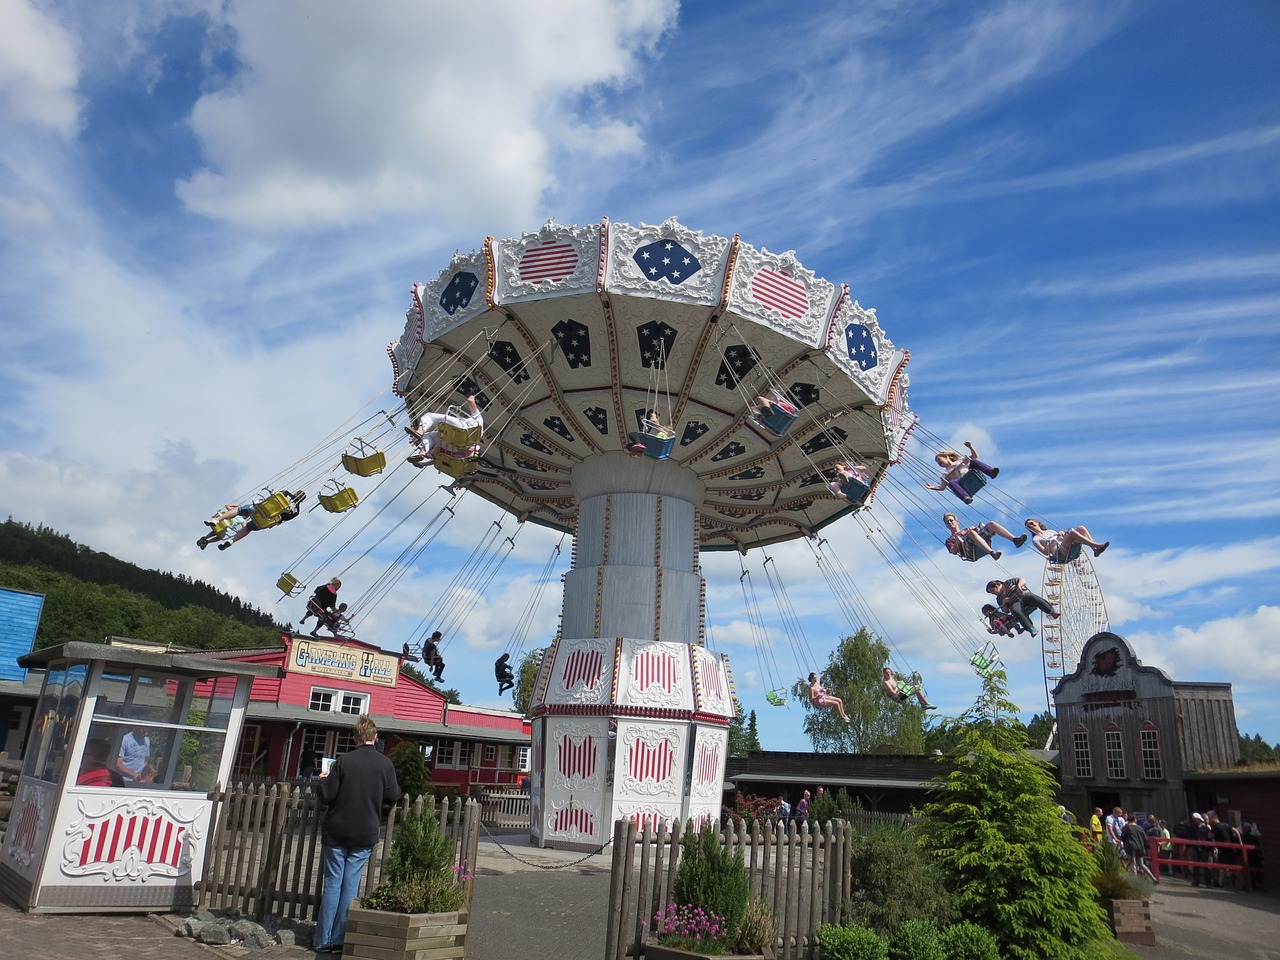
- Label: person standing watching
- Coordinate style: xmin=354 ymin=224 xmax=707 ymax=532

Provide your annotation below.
xmin=313 ymin=716 xmax=401 ymax=954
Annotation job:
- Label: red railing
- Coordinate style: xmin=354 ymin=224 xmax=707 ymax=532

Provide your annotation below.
xmin=1147 ymin=834 xmax=1259 ymax=888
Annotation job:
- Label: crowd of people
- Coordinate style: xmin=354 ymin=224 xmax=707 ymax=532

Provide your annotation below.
xmin=1088 ymin=805 xmax=1264 ymax=891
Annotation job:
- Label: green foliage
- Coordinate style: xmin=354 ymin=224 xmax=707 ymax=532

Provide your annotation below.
xmin=388 ymin=742 xmax=432 ymax=801
xmin=936 ymin=922 xmax=1002 ymax=960
xmin=513 ymin=647 xmax=545 ymax=716
xmin=728 ymin=708 xmax=763 ymax=756
xmin=808 ymin=788 xmax=837 ymax=825
xmin=0 ymin=520 xmax=278 ymax=644
xmin=673 ymin=824 xmax=751 ymax=935
xmin=1089 ymin=843 xmax=1153 ymax=900
xmin=916 ymin=672 xmax=1109 ymax=960
xmin=846 ymin=827 xmax=955 ymax=935
xmin=1238 ymin=732 xmax=1280 ymax=764
xmin=736 ymin=896 xmax=776 ymax=953
xmin=793 ymin=628 xmax=926 ymax=754
xmin=363 ymin=806 xmax=466 ymax=914
xmin=887 ymin=919 xmax=943 ymax=960
xmin=819 ymin=922 xmax=889 ymax=960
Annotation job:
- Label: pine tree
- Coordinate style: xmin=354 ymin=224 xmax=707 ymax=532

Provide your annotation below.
xmin=916 ymin=670 xmax=1108 ymax=960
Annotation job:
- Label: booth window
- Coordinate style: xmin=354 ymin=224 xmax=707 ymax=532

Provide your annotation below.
xmin=24 ymin=660 xmax=89 ymax=785
xmin=77 ymin=669 xmax=238 ymax=793
xmin=1139 ymin=722 xmax=1164 ymax=780
xmin=1072 ymin=725 xmax=1092 ymax=779
xmin=1104 ymin=723 xmax=1126 ymax=779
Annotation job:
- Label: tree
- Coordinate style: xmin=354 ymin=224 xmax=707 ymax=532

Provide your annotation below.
xmin=916 ymin=669 xmax=1108 ymax=960
xmin=1025 ymin=710 xmax=1055 ymax=750
xmin=728 ymin=708 xmax=763 ymax=756
xmin=513 ymin=647 xmax=546 ymax=717
xmin=791 ymin=628 xmax=926 ymax=753
xmin=1238 ymin=732 xmax=1279 ymax=764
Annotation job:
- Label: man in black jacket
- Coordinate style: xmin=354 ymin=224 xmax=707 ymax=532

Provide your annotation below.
xmin=313 ymin=716 xmax=401 ymax=953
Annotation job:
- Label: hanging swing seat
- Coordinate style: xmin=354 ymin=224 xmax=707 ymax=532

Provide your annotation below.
xmin=638 ymin=431 xmax=676 ymax=460
xmin=434 ymin=452 xmax=481 ymax=479
xmin=957 ymin=471 xmax=988 ymax=497
xmin=207 ymin=518 xmax=230 ymax=536
xmin=319 ymin=482 xmax=359 ymax=513
xmin=969 ymin=651 xmax=1002 ymax=679
xmin=251 ymin=490 xmax=292 ymax=528
xmin=751 ymin=390 xmax=798 ymax=437
xmin=765 ymin=689 xmax=788 ymax=707
xmin=437 ymin=405 xmax=484 ymax=450
xmin=1049 ymin=542 xmax=1083 ymax=565
xmin=276 ymin=571 xmax=303 ymax=597
xmin=342 ymin=439 xmax=387 ymax=477
xmin=839 ymin=478 xmax=870 ymax=505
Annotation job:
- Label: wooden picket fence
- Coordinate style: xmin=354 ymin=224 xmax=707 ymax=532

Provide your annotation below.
xmin=606 ymin=817 xmax=869 ymax=960
xmin=198 ymin=784 xmax=480 ymax=922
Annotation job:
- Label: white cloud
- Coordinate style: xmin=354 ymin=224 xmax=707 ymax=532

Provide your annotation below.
xmin=0 ymin=0 xmax=81 ymax=135
xmin=174 ymin=0 xmax=677 ymax=231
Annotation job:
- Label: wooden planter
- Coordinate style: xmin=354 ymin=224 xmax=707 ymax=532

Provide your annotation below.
xmin=644 ymin=944 xmax=765 ymax=960
xmin=1100 ymin=897 xmax=1155 ymax=946
xmin=343 ymin=907 xmax=467 ymax=960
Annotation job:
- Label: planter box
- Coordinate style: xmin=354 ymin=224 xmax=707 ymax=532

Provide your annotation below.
xmin=1100 ymin=897 xmax=1155 ymax=946
xmin=343 ymin=907 xmax=467 ymax=960
xmin=644 ymin=944 xmax=765 ymax=960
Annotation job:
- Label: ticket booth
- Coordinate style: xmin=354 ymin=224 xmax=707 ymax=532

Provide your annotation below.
xmin=0 ymin=640 xmax=280 ymax=913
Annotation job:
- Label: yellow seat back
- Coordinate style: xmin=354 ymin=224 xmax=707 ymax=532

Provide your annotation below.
xmin=320 ymin=485 xmax=359 ymax=513
xmin=342 ymin=449 xmax=387 ymax=477
xmin=434 ymin=455 xmax=480 ymax=479
xmin=277 ymin=572 xmax=302 ymax=597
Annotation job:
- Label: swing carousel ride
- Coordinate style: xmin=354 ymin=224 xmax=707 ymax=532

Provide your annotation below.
xmin=384 ymin=217 xmax=915 ymax=847
xmin=214 ymin=216 xmax=1113 ymax=848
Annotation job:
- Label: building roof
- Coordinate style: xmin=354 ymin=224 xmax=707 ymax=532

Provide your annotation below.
xmin=18 ymin=640 xmax=282 ymax=679
xmin=244 ymin=701 xmax=530 ymax=744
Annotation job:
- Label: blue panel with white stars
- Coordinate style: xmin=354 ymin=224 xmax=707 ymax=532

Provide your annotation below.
xmin=715 ymin=344 xmax=759 ymax=389
xmin=489 ymin=340 xmax=530 ymax=384
xmin=552 ymin=318 xmax=592 ymax=368
xmin=844 ymin=323 xmax=879 ymax=370
xmin=440 ymin=271 xmax=479 ymax=315
xmin=633 ymin=240 xmax=701 ymax=285
xmin=636 ymin=320 xmax=677 ymax=369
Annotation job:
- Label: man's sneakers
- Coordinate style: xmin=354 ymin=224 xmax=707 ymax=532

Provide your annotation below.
xmin=924 ymin=702 xmax=937 ymax=710
xmin=218 ymin=542 xmax=232 ymax=551
xmin=1013 ymin=534 xmax=1028 ymax=548
xmin=197 ymin=539 xmax=207 ymax=550
xmin=991 ymin=550 xmax=1002 ymax=561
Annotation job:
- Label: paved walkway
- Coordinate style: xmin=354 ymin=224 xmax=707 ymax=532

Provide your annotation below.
xmin=2 ymin=835 xmax=1276 ymax=960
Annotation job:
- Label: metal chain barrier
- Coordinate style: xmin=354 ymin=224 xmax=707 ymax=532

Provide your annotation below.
xmin=478 ymin=819 xmax=613 ymax=869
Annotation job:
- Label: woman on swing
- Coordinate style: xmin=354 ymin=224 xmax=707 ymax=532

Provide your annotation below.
xmin=808 ymin=672 xmax=851 ymax=723
xmin=627 ymin=408 xmax=674 ymax=455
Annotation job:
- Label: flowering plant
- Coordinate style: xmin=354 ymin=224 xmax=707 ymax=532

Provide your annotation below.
xmin=653 ymin=902 xmax=731 ymax=953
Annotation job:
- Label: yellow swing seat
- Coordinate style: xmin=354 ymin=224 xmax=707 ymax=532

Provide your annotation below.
xmin=342 ymin=439 xmax=387 ymax=477
xmin=251 ymin=490 xmax=292 ymax=528
xmin=434 ymin=453 xmax=480 ymax=479
xmin=277 ymin=572 xmax=303 ymax=597
xmin=438 ymin=406 xmax=483 ymax=450
xmin=319 ymin=484 xmax=359 ymax=513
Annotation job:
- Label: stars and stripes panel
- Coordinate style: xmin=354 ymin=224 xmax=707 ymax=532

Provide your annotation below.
xmin=518 ymin=240 xmax=579 ymax=284
xmin=76 ymin=812 xmax=187 ymax=869
xmin=750 ymin=269 xmax=809 ymax=319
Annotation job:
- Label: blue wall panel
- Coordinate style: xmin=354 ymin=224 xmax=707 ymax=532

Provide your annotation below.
xmin=0 ymin=587 xmax=45 ymax=681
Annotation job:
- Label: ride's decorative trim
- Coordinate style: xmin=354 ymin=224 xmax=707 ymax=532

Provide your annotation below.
xmin=484 ymin=236 xmax=497 ymax=308
xmin=611 ymin=637 xmax=624 ymax=705
xmin=533 ymin=636 xmax=560 ymax=709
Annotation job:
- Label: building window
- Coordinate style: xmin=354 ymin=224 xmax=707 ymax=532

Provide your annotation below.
xmin=483 ymin=744 xmax=497 ymax=763
xmin=518 ymin=746 xmax=530 ymax=771
xmin=1104 ymin=724 xmax=1125 ymax=779
xmin=308 ymin=687 xmax=368 ymax=715
xmin=436 ymin=740 xmax=458 ymax=767
xmin=1140 ymin=723 xmax=1163 ymax=780
xmin=1072 ymin=726 xmax=1092 ymax=779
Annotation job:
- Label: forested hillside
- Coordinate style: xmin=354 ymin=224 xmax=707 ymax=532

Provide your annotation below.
xmin=1 ymin=519 xmax=284 ymax=651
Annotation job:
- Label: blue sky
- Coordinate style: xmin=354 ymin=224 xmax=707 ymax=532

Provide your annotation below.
xmin=1 ymin=0 xmax=1277 ymax=750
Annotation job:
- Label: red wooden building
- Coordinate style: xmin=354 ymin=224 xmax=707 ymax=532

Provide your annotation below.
xmin=198 ymin=634 xmax=530 ymax=794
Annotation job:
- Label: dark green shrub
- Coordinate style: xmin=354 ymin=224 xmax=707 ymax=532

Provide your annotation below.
xmin=937 ymin=922 xmax=1001 ymax=960
xmin=845 ymin=827 xmax=955 ymax=935
xmin=673 ymin=823 xmax=750 ymax=934
xmin=809 ymin=789 xmax=838 ymax=825
xmin=362 ymin=806 xmax=465 ymax=913
xmin=887 ymin=919 xmax=943 ymax=960
xmin=388 ymin=741 xmax=431 ymax=800
xmin=819 ymin=922 xmax=889 ymax=960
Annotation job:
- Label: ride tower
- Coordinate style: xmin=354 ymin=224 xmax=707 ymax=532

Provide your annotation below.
xmin=389 ymin=217 xmax=914 ymax=849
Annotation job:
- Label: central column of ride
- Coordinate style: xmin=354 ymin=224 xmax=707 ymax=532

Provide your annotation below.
xmin=530 ymin=452 xmax=736 ymax=849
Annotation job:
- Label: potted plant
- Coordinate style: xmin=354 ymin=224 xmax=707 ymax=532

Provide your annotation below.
xmin=344 ymin=806 xmax=471 ymax=960
xmin=646 ymin=824 xmax=775 ymax=960
xmin=1089 ymin=842 xmax=1155 ymax=946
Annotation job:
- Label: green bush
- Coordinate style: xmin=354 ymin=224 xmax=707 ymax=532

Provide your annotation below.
xmin=736 ymin=896 xmax=776 ymax=953
xmin=362 ymin=806 xmax=465 ymax=914
xmin=845 ymin=827 xmax=955 ymax=935
xmin=819 ymin=922 xmax=889 ymax=960
xmin=887 ymin=919 xmax=943 ymax=960
xmin=937 ymin=922 xmax=1001 ymax=960
xmin=673 ymin=824 xmax=751 ymax=935
xmin=1089 ymin=842 xmax=1153 ymax=900
xmin=388 ymin=742 xmax=432 ymax=801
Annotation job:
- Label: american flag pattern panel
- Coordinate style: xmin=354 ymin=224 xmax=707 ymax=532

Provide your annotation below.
xmin=547 ymin=639 xmax=613 ymax=705
xmin=548 ymin=719 xmax=606 ymax=792
xmin=491 ymin=222 xmax=599 ymax=303
xmin=603 ymin=218 xmax=731 ymax=308
xmin=725 ymin=243 xmax=837 ymax=347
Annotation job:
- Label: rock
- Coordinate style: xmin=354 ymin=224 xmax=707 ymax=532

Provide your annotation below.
xmin=197 ymin=925 xmax=234 ymax=945
xmin=275 ymin=930 xmax=297 ymax=947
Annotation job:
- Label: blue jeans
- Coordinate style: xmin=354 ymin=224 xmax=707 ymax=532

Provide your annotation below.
xmin=314 ymin=844 xmax=372 ymax=949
